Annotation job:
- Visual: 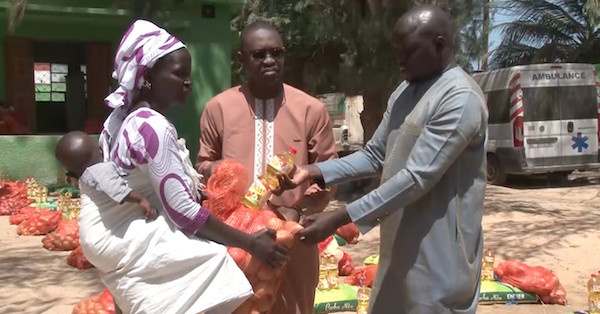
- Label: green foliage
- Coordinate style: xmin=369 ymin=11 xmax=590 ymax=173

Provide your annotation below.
xmin=230 ymin=0 xmax=490 ymax=140
xmin=6 ymin=0 xmax=26 ymax=33
xmin=490 ymin=0 xmax=600 ymax=69
xmin=231 ymin=0 xmax=489 ymax=94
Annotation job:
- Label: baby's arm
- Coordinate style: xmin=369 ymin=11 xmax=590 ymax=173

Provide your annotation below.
xmin=122 ymin=191 xmax=157 ymax=219
xmin=89 ymin=163 xmax=157 ymax=219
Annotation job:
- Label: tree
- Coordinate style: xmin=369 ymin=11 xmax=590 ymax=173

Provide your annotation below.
xmin=230 ymin=0 xmax=406 ymax=140
xmin=490 ymin=0 xmax=600 ymax=69
xmin=232 ymin=0 xmax=490 ymax=141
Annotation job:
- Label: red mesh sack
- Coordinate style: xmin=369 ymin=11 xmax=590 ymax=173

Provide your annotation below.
xmin=43 ymin=219 xmax=79 ymax=251
xmin=205 ymin=159 xmax=303 ymax=314
xmin=495 ymin=260 xmax=567 ymax=305
xmin=317 ymin=235 xmax=335 ymax=253
xmin=338 ymin=251 xmax=355 ymax=276
xmin=345 ymin=265 xmax=378 ymax=288
xmin=336 ymin=222 xmax=360 ymax=244
xmin=9 ymin=206 xmax=42 ymax=225
xmin=204 ymin=159 xmax=249 ymax=220
xmin=17 ymin=209 xmax=62 ymax=235
xmin=72 ymin=288 xmax=115 ymax=314
xmin=222 ymin=206 xmax=260 ymax=231
xmin=0 ymin=181 xmax=32 ymax=215
xmin=67 ymin=245 xmax=94 ymax=269
xmin=0 ymin=110 xmax=31 ymax=135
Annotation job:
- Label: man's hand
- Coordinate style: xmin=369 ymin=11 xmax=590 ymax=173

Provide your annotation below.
xmin=139 ymin=198 xmax=158 ymax=220
xmin=248 ymin=229 xmax=289 ymax=268
xmin=273 ymin=165 xmax=314 ymax=195
xmin=296 ymin=209 xmax=352 ymax=245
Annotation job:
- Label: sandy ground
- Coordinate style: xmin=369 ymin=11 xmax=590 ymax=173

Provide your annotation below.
xmin=1 ymin=175 xmax=600 ymax=314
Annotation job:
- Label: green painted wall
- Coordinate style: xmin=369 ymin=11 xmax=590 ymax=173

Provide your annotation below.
xmin=164 ymin=6 xmax=234 ymax=158
xmin=0 ymin=136 xmax=62 ymax=184
xmin=0 ymin=0 xmax=239 ymax=183
xmin=0 ymin=135 xmax=96 ymax=184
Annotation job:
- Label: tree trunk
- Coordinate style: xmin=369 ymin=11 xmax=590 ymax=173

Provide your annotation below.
xmin=360 ymin=87 xmax=387 ymax=144
xmin=482 ymin=0 xmax=490 ymax=71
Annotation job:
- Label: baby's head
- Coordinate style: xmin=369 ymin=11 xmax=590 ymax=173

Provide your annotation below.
xmin=55 ymin=131 xmax=102 ymax=179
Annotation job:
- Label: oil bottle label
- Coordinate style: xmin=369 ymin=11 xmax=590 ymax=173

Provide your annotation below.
xmin=267 ymin=156 xmax=290 ymax=174
xmin=482 ymin=269 xmax=494 ymax=280
xmin=244 ymin=179 xmax=269 ymax=209
xmin=483 ymin=256 xmax=494 ymax=263
xmin=593 ymin=285 xmax=600 ymax=293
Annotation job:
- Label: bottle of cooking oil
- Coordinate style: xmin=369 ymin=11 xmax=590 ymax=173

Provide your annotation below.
xmin=242 ymin=147 xmax=297 ymax=210
xmin=356 ymin=279 xmax=371 ymax=314
xmin=317 ymin=253 xmax=329 ymax=290
xmin=26 ymin=178 xmax=37 ymax=199
xmin=242 ymin=174 xmax=273 ymax=210
xmin=39 ymin=186 xmax=48 ymax=204
xmin=326 ymin=254 xmax=339 ymax=289
xmin=266 ymin=146 xmax=297 ymax=179
xmin=589 ymin=273 xmax=600 ymax=314
xmin=481 ymin=248 xmax=495 ymax=281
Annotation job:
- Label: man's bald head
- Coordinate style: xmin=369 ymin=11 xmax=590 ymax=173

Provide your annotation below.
xmin=55 ymin=131 xmax=102 ymax=179
xmin=392 ymin=5 xmax=456 ymax=83
xmin=395 ymin=5 xmax=454 ymax=44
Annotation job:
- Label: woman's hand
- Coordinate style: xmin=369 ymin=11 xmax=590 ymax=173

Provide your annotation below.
xmin=248 ymin=229 xmax=289 ymax=268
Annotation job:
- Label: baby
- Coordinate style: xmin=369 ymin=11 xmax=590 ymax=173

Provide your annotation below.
xmin=55 ymin=131 xmax=157 ymax=219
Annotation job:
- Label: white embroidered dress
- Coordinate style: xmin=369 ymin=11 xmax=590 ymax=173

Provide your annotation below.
xmin=79 ymin=107 xmax=252 ymax=314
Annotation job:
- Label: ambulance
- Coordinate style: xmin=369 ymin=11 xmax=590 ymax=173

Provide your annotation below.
xmin=473 ymin=63 xmax=600 ymax=184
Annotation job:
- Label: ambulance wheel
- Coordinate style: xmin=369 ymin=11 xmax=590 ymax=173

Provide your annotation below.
xmin=487 ymin=154 xmax=506 ymax=185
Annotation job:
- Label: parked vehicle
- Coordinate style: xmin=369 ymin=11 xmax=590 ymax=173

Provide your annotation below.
xmin=473 ymin=63 xmax=600 ymax=184
xmin=318 ymin=93 xmax=364 ymax=156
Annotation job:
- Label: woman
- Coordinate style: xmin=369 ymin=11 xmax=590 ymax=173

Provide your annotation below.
xmin=78 ymin=20 xmax=287 ymax=314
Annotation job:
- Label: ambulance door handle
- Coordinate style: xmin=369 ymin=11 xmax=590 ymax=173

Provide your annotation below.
xmin=567 ymin=122 xmax=574 ymax=133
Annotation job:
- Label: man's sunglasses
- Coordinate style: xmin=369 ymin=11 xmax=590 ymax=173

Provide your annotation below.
xmin=247 ymin=48 xmax=286 ymax=60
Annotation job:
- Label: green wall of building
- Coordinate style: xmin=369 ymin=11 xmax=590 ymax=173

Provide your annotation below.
xmin=0 ymin=0 xmax=240 ymax=183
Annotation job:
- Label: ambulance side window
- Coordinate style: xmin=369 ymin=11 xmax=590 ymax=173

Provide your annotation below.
xmin=487 ymin=89 xmax=511 ymax=124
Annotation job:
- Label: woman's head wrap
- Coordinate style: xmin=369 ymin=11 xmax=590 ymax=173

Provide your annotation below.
xmin=99 ymin=20 xmax=186 ymax=158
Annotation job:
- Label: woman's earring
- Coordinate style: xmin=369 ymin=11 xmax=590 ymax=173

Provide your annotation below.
xmin=143 ymin=81 xmax=152 ymax=89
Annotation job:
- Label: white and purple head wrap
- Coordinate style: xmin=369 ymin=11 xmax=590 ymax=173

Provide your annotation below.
xmin=105 ymin=19 xmax=186 ymax=109
xmin=100 ymin=20 xmax=186 ymax=158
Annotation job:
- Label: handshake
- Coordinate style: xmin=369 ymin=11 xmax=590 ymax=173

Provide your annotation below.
xmin=271 ymin=165 xmax=353 ymax=246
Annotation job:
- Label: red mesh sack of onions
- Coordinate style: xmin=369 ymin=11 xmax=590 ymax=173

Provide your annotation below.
xmin=17 ymin=209 xmax=62 ymax=235
xmin=203 ymin=159 xmax=303 ymax=314
xmin=0 ymin=181 xmax=32 ymax=215
xmin=42 ymin=218 xmax=79 ymax=251
xmin=67 ymin=245 xmax=94 ymax=270
xmin=72 ymin=288 xmax=115 ymax=314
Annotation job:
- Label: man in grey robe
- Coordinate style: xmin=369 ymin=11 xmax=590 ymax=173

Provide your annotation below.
xmin=277 ymin=5 xmax=488 ymax=314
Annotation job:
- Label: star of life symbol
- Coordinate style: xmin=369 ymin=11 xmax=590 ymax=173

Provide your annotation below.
xmin=571 ymin=132 xmax=589 ymax=153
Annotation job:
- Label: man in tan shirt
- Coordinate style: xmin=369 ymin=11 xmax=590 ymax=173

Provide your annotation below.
xmin=196 ymin=21 xmax=337 ymax=314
